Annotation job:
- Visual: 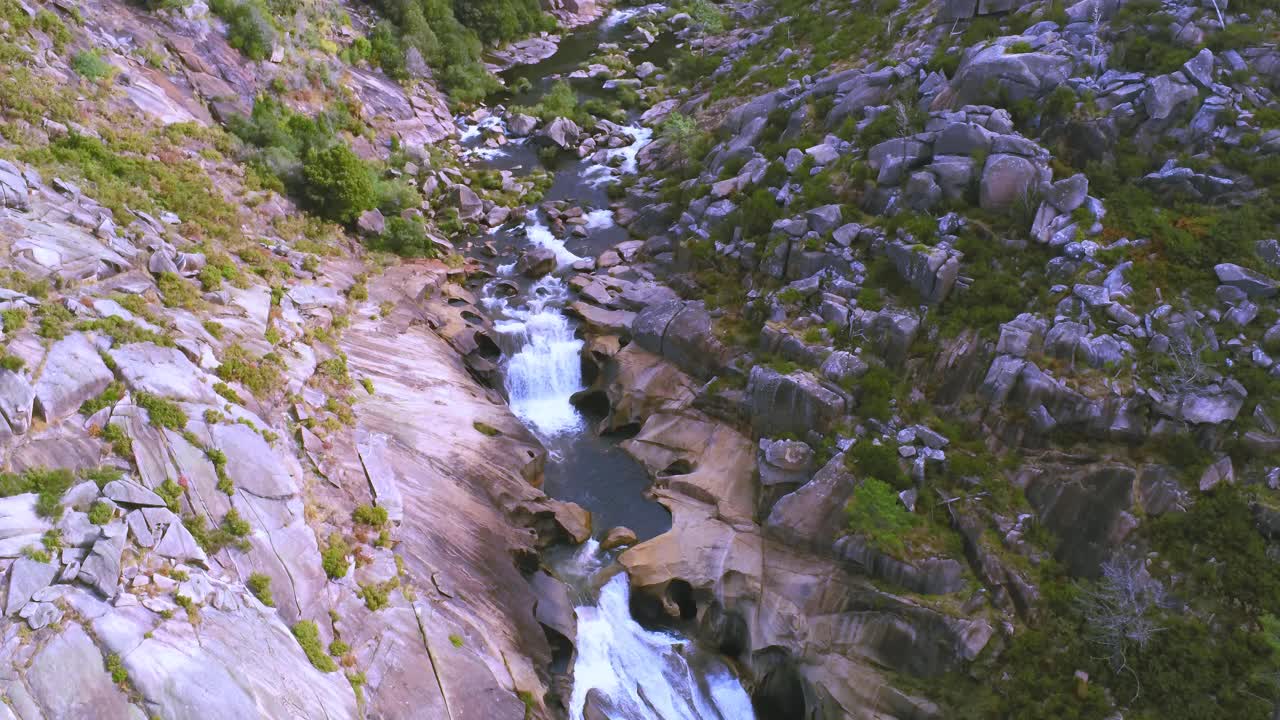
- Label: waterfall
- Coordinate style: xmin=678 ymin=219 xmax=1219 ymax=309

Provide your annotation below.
xmin=489 ymin=275 xmax=585 ymax=436
xmin=569 ymin=574 xmax=757 ymax=720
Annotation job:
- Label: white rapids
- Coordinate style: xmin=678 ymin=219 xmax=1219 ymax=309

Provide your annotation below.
xmin=568 ymin=573 xmax=757 ymax=720
xmin=488 ymin=274 xmax=585 ymax=437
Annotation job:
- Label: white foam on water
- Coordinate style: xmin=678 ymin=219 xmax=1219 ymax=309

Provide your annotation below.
xmin=569 ymin=574 xmax=756 ymax=720
xmin=457 ymin=114 xmax=507 ymax=144
xmin=583 ymin=208 xmax=615 ymax=230
xmin=584 ymin=124 xmax=654 ymax=186
xmin=525 ymin=210 xmax=582 ymax=268
xmin=488 ymin=276 xmax=584 ymax=436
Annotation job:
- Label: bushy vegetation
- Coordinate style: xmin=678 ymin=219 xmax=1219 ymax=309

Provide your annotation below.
xmin=209 ymin=0 xmax=276 ymax=61
xmin=215 ymin=343 xmax=286 ymax=399
xmin=845 ymin=477 xmax=917 ymax=556
xmin=321 ymin=533 xmax=350 ymax=579
xmin=0 ymin=467 xmax=75 ymax=519
xmin=292 ymin=620 xmax=338 ymax=672
xmin=135 ymin=392 xmax=188 ymax=431
xmin=8 ymin=128 xmax=238 ymax=241
xmin=844 ymin=439 xmax=908 ymax=489
xmin=247 ymin=571 xmax=276 ymax=606
xmin=352 ymin=504 xmax=388 ymax=527
xmin=366 ymin=0 xmax=552 ymax=102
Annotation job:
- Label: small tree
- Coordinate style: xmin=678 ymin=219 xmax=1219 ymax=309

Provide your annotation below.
xmin=660 ymin=113 xmax=706 ymax=168
xmin=302 ymin=144 xmax=376 ymax=224
xmin=1078 ymin=556 xmax=1170 ymax=700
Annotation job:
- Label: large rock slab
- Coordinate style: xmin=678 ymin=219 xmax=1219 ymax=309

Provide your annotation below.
xmin=632 ymin=301 xmax=732 ymax=380
xmin=979 ymin=153 xmax=1039 ymax=211
xmin=0 ymin=493 xmax=51 ymax=558
xmin=34 ymin=333 xmax=114 ymax=422
xmin=5 ymin=557 xmax=58 ymax=616
xmin=0 ymin=369 xmax=35 ymax=434
xmin=110 ymin=343 xmax=219 ymax=404
xmin=747 ymin=366 xmax=846 ymax=437
xmin=24 ymin=623 xmax=142 ymax=719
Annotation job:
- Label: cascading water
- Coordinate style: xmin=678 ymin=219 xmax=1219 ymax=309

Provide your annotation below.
xmin=488 ymin=275 xmax=585 ymax=436
xmin=569 ymin=572 xmax=757 ymax=720
xmin=469 ymin=6 xmax=755 ymax=718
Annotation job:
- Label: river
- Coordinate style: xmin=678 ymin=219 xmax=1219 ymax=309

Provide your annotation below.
xmin=459 ymin=7 xmax=757 ymax=720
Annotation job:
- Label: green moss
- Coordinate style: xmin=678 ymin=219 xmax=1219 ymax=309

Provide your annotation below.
xmin=472 ymin=421 xmax=501 ymax=437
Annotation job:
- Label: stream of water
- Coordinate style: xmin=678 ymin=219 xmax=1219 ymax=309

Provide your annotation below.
xmin=463 ymin=8 xmax=756 ymax=719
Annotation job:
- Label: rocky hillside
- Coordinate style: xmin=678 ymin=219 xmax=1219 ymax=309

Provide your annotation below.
xmin=570 ymin=0 xmax=1280 ymax=717
xmin=1 ymin=0 xmax=1279 ymax=718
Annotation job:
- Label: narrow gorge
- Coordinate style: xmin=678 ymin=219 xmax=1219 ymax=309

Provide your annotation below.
xmin=1 ymin=0 xmax=1279 ymax=718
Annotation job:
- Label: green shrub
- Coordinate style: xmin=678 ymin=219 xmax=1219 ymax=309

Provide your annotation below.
xmin=1150 ymin=485 xmax=1280 ymax=614
xmin=36 ymin=303 xmax=73 ymax=340
xmin=105 ymin=653 xmax=129 ymax=685
xmin=321 ymin=533 xmax=350 ymax=579
xmin=845 ymin=477 xmax=916 ymax=556
xmin=157 ymin=272 xmax=202 ymax=309
xmin=81 ymin=466 xmax=123 ymax=488
xmin=71 ymin=50 xmax=114 ymax=80
xmin=855 ymin=365 xmax=896 ymax=421
xmin=357 ymin=580 xmax=397 ymax=611
xmin=0 ymin=354 xmax=24 ymax=372
xmin=156 ymin=478 xmax=183 ymax=513
xmin=368 ymin=216 xmax=437 ymax=257
xmin=87 ymin=501 xmax=113 ymax=525
xmin=0 ymin=467 xmax=75 ymax=520
xmin=135 ymin=392 xmax=188 ymax=430
xmin=100 ymin=423 xmax=133 ymax=458
xmin=1 ymin=308 xmax=26 ymax=332
xmin=292 ymin=620 xmax=338 ymax=672
xmin=659 ymin=113 xmax=710 ymax=167
xmin=216 ymin=343 xmax=284 ymax=398
xmin=845 ymin=439 xmax=908 ymax=489
xmin=209 ymin=0 xmax=276 ymax=61
xmin=247 ymin=571 xmax=276 ymax=606
xmin=183 ymin=513 xmax=250 ymax=554
xmin=352 ymin=504 xmax=388 ymax=527
xmin=222 ymin=507 xmax=251 ymax=536
xmin=81 ymin=381 xmax=125 ymax=416
xmin=302 ymin=144 xmax=376 ymax=224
